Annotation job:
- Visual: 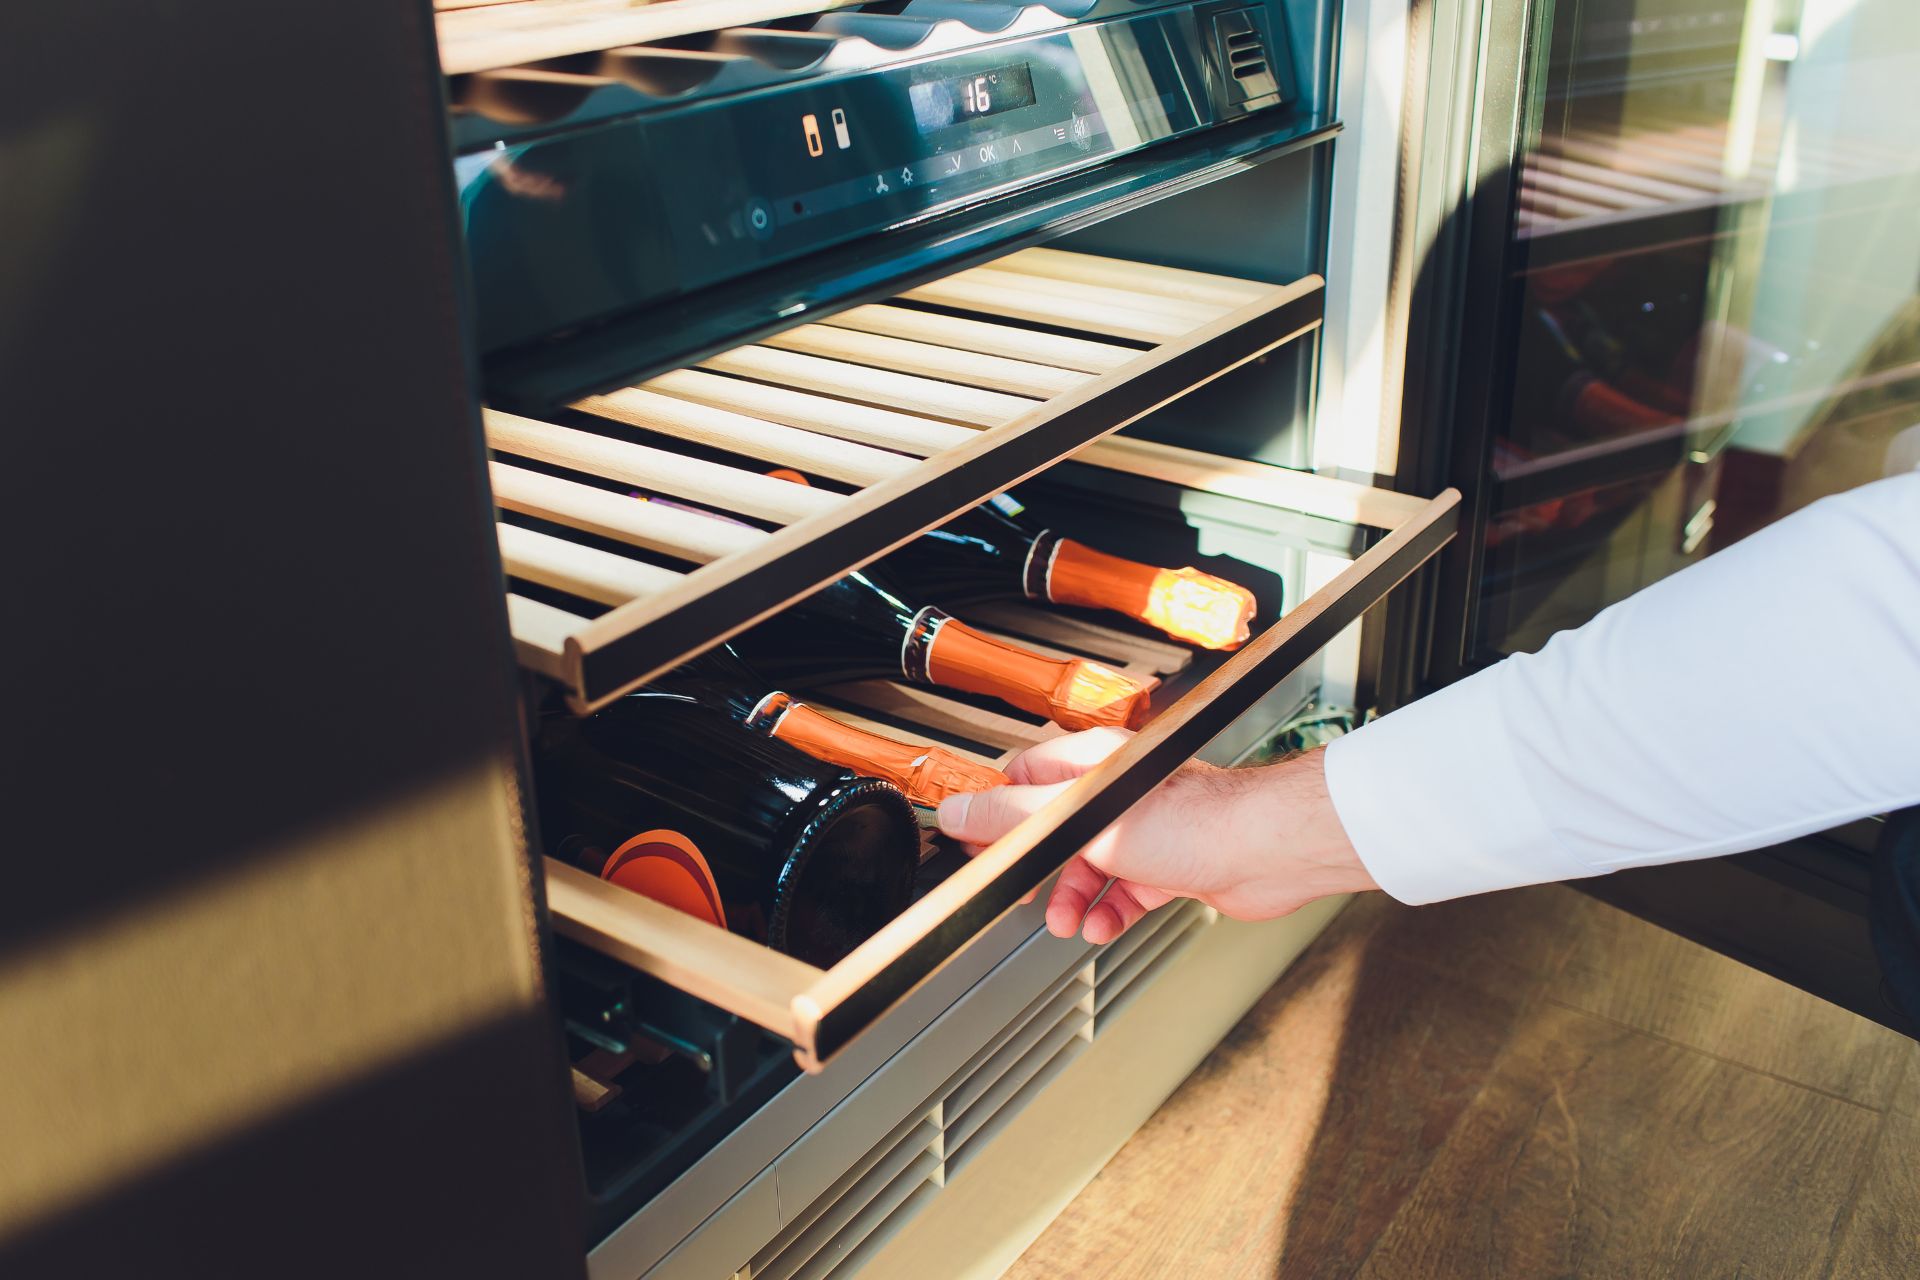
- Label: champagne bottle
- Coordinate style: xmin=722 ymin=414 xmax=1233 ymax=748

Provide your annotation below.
xmin=732 ymin=565 xmax=1153 ymax=732
xmin=886 ymin=494 xmax=1258 ymax=650
xmin=659 ymin=644 xmax=1010 ymax=808
xmin=534 ymin=694 xmax=920 ymax=967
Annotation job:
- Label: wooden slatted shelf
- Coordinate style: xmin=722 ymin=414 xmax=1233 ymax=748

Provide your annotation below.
xmin=1516 ymin=115 xmax=1913 ymax=242
xmin=490 ymin=247 xmax=1328 ymax=713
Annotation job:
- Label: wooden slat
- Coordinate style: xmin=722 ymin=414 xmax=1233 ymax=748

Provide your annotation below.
xmin=570 ymin=1067 xmax=619 ymax=1113
xmin=901 ymin=270 xmax=1224 ymax=343
xmin=1075 ymin=435 xmax=1426 ymax=530
xmin=702 ymin=346 xmax=1038 ymax=427
xmin=822 ymin=304 xmax=1138 ymax=374
xmin=496 ymin=522 xmax=681 ymax=606
xmin=437 ymin=0 xmax=865 ymax=76
xmin=956 ymin=267 xmax=1229 ymax=327
xmin=1517 ymin=189 xmax=1613 ymax=221
xmin=1611 ymin=129 xmax=1800 ymax=182
xmin=1003 ymin=248 xmax=1273 ymax=309
xmin=1625 ymin=127 xmax=1732 ymax=162
xmin=1522 ymin=165 xmax=1664 ymax=211
xmin=964 ymin=602 xmax=1195 ymax=676
xmin=490 ymin=461 xmax=761 ymax=563
xmin=762 ymin=325 xmax=1092 ymax=399
xmin=806 ymin=703 xmax=1006 ymax=768
xmin=485 ymin=408 xmax=836 ymax=524
xmin=544 ymin=857 xmax=823 ymax=1037
xmin=469 ymin=67 xmax=616 ymax=88
xmin=1526 ymin=152 xmax=1710 ymax=203
xmin=575 ymin=386 xmax=914 ymax=486
xmin=1554 ymin=135 xmax=1731 ymax=190
xmin=506 ymin=592 xmax=591 ymax=682
xmin=823 ymin=681 xmax=1057 ymax=753
xmin=644 ymin=368 xmax=975 ymax=457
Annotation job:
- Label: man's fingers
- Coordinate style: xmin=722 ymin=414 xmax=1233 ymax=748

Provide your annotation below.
xmin=1082 ymin=881 xmax=1154 ymax=944
xmin=1044 ymin=857 xmax=1111 ymax=938
xmin=937 ymin=780 xmax=1073 ymax=847
xmin=1004 ymin=728 xmax=1134 ymax=785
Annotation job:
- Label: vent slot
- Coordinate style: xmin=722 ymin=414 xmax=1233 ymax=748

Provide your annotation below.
xmin=748 ymin=1113 xmax=942 ymax=1280
xmin=785 ymin=1151 xmax=941 ymax=1280
xmin=1226 ymin=28 xmax=1268 ymax=79
xmin=1093 ymin=903 xmax=1214 ymax=1033
xmin=944 ymin=990 xmax=1092 ymax=1145
xmin=942 ymin=1015 xmax=1090 ymax=1177
xmin=942 ymin=972 xmax=1092 ymax=1122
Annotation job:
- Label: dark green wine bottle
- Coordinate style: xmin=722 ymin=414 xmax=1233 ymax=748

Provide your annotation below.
xmin=534 ymin=694 xmax=920 ymax=967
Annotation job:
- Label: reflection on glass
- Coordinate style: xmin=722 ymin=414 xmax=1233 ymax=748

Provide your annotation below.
xmin=1478 ymin=0 xmax=1920 ymax=658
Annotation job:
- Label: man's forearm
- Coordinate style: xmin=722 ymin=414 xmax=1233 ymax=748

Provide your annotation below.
xmin=1325 ymin=471 xmax=1920 ymax=905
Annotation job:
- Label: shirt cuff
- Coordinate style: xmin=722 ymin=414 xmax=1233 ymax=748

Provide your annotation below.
xmin=1323 ymin=672 xmax=1598 ymax=905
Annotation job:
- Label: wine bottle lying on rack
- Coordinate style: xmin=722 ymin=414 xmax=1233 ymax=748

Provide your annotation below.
xmin=731 ymin=565 xmax=1154 ymax=732
xmin=535 ymin=694 xmax=921 ymax=968
xmin=660 ymin=645 xmax=1009 ymax=808
xmin=763 ymin=472 xmax=1257 ymax=650
xmin=888 ymin=494 xmax=1259 ymax=651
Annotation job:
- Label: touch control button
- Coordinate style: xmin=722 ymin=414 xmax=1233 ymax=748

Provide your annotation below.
xmin=744 ymin=198 xmax=775 ymax=240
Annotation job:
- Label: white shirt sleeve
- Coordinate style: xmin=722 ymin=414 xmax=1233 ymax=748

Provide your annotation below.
xmin=1323 ymin=469 xmax=1920 ymax=906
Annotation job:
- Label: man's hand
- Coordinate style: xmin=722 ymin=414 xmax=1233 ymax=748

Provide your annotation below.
xmin=936 ymin=729 xmax=1377 ymax=944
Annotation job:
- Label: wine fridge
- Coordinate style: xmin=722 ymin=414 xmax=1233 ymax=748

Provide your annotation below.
xmin=7 ymin=0 xmax=1913 ymax=1276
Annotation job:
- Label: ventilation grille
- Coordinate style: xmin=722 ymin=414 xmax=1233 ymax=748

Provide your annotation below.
xmin=1225 ymin=27 xmax=1269 ymax=82
xmin=1210 ymin=9 xmax=1281 ymax=107
xmin=737 ymin=901 xmax=1215 ymax=1278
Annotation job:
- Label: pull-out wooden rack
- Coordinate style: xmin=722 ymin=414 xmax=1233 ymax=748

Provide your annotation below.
xmin=498 ymin=247 xmax=1328 ymax=712
xmin=495 ymin=246 xmax=1459 ymax=1068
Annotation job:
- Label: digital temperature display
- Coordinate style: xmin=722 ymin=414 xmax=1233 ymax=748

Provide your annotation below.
xmin=908 ymin=64 xmax=1037 ymax=132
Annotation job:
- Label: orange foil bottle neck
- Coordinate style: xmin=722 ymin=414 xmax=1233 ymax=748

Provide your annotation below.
xmin=911 ymin=607 xmax=1152 ymax=732
xmin=1038 ymin=535 xmax=1256 ymax=651
xmin=762 ymin=698 xmax=1008 ymax=808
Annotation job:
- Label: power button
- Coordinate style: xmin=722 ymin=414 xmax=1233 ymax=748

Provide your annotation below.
xmin=744 ymin=198 xmax=775 ymax=241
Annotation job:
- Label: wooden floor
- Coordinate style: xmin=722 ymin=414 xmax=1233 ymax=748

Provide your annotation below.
xmin=1005 ymin=887 xmax=1919 ymax=1278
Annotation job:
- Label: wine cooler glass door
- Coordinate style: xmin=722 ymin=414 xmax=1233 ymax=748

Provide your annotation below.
xmin=1425 ymin=0 xmax=1920 ymax=1032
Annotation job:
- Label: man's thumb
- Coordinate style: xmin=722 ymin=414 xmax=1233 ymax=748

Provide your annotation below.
xmin=937 ymin=781 xmax=1072 ymax=846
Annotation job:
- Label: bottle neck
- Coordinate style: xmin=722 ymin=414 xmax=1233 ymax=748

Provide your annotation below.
xmin=1042 ymin=538 xmax=1256 ymax=651
xmin=918 ymin=612 xmax=1151 ymax=731
xmin=765 ymin=698 xmax=1009 ymax=808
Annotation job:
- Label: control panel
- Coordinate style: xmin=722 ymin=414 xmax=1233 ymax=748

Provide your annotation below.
xmin=459 ymin=4 xmax=1294 ymax=355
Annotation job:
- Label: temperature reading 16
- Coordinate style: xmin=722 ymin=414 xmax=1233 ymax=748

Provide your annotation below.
xmin=907 ymin=63 xmax=1034 ymax=132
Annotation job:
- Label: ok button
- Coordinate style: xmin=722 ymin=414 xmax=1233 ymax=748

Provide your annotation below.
xmin=744 ymin=198 xmax=775 ymax=241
